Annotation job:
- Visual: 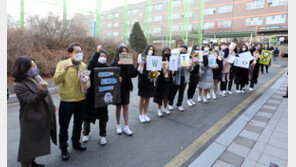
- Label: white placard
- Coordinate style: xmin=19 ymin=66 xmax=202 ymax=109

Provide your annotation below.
xmin=238 ymin=51 xmax=254 ymax=61
xmin=192 ymin=51 xmax=203 ymax=62
xmin=226 ymin=55 xmax=236 ymax=63
xmin=234 ymin=57 xmax=250 ymax=69
xmin=208 ymin=54 xmax=217 ymax=68
xmin=146 ymin=56 xmax=162 ymax=71
xmin=169 ymin=55 xmax=179 ymax=71
xmin=180 ymin=54 xmax=191 ymax=67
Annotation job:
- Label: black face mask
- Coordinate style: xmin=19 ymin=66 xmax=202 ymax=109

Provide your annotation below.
xmin=180 ymin=51 xmax=186 ymax=54
xmin=164 ymin=53 xmax=171 ymax=57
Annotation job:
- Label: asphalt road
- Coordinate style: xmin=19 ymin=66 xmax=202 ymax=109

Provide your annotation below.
xmin=7 ymin=59 xmax=288 ymax=167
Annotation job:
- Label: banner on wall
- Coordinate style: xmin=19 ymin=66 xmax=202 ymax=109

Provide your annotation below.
xmin=258 ymin=50 xmax=272 ymax=65
xmin=94 ymin=67 xmax=121 ymax=108
xmin=146 ymin=56 xmax=162 ymax=71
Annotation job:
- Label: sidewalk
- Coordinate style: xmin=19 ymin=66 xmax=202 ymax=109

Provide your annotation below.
xmin=189 ymin=74 xmax=288 ymax=167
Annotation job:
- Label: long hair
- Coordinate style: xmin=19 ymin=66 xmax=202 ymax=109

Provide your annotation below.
xmin=239 ymin=43 xmax=249 ymax=53
xmin=116 ymin=45 xmax=129 ymax=57
xmin=12 ymin=57 xmax=35 ymax=82
xmin=191 ymin=45 xmax=199 ymax=55
xmin=143 ymin=45 xmax=155 ymax=55
xmin=161 ymin=47 xmax=171 ymax=61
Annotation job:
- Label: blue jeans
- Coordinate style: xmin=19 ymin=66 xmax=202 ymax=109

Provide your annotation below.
xmin=274 ymin=56 xmax=278 ymax=61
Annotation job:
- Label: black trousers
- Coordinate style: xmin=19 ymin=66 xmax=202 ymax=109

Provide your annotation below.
xmin=187 ymin=82 xmax=198 ymax=99
xmin=228 ymin=72 xmax=234 ymax=91
xmin=59 ymin=100 xmax=85 ymax=150
xmin=261 ymin=64 xmax=269 ymax=73
xmin=236 ymin=84 xmax=245 ymax=90
xmin=250 ymin=82 xmax=255 ymax=88
xmin=21 ymin=158 xmax=34 ymax=167
xmin=169 ymin=77 xmax=187 ymax=107
xmin=83 ymin=109 xmax=109 ymax=137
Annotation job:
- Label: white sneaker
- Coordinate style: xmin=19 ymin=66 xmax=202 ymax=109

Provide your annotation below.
xmin=236 ymin=90 xmax=241 ymax=94
xmin=187 ymin=100 xmax=193 ymax=106
xmin=116 ymin=124 xmax=122 ymax=135
xmin=212 ymin=93 xmax=217 ymax=99
xmin=241 ymin=90 xmax=245 ymax=94
xmin=157 ymin=109 xmax=163 ymax=117
xmin=144 ymin=114 xmax=151 ymax=122
xmin=163 ymin=108 xmax=170 ymax=115
xmin=197 ymin=96 xmax=202 ymax=102
xmin=228 ymin=91 xmax=233 ymax=95
xmin=139 ymin=115 xmax=146 ymax=123
xmin=82 ymin=135 xmax=89 ymax=143
xmin=190 ymin=99 xmax=196 ymax=105
xmin=249 ymin=88 xmax=254 ymax=92
xmin=123 ymin=126 xmax=133 ymax=136
xmin=177 ymin=106 xmax=184 ymax=112
xmin=168 ymin=105 xmax=174 ymax=111
xmin=100 ymin=137 xmax=107 ymax=146
xmin=223 ymin=90 xmax=227 ymax=94
xmin=206 ymin=94 xmax=211 ymax=99
xmin=220 ymin=92 xmax=226 ymax=97
xmin=203 ymin=96 xmax=208 ymax=103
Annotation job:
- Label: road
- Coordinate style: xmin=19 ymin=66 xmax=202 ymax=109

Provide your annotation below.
xmin=7 ymin=59 xmax=288 ymax=167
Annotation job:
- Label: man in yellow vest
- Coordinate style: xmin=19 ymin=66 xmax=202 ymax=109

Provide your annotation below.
xmin=54 ymin=42 xmax=90 ymax=161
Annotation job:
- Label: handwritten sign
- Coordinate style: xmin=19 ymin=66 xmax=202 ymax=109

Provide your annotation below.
xmin=208 ymin=54 xmax=217 ymax=68
xmin=146 ymin=55 xmax=162 ymax=71
xmin=226 ymin=55 xmax=236 ymax=63
xmin=169 ymin=55 xmax=179 ymax=71
xmin=180 ymin=54 xmax=191 ymax=67
xmin=239 ymin=51 xmax=254 ymax=61
xmin=119 ymin=53 xmax=133 ymax=65
xmin=258 ymin=50 xmax=272 ymax=65
xmin=94 ymin=67 xmax=121 ymax=108
xmin=234 ymin=57 xmax=250 ymax=69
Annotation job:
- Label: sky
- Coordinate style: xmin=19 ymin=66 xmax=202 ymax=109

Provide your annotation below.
xmin=7 ymin=0 xmax=145 ymax=22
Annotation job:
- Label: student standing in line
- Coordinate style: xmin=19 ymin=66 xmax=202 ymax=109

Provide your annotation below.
xmin=154 ymin=47 xmax=172 ymax=116
xmin=111 ymin=45 xmax=138 ymax=135
xmin=137 ymin=45 xmax=155 ymax=123
xmin=227 ymin=44 xmax=238 ymax=95
xmin=211 ymin=43 xmax=223 ymax=100
xmin=261 ymin=43 xmax=274 ymax=74
xmin=168 ymin=45 xmax=193 ymax=111
xmin=273 ymin=47 xmax=279 ymax=62
xmin=186 ymin=45 xmax=200 ymax=106
xmin=249 ymin=43 xmax=262 ymax=91
xmin=219 ymin=42 xmax=231 ymax=97
xmin=234 ymin=44 xmax=249 ymax=94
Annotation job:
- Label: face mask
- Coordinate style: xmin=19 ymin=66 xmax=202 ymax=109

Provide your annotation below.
xmin=214 ymin=46 xmax=219 ymax=51
xmin=221 ymin=46 xmax=226 ymax=50
xmin=148 ymin=50 xmax=153 ymax=55
xmin=164 ymin=53 xmax=170 ymax=57
xmin=242 ymin=47 xmax=247 ymax=51
xmin=98 ymin=57 xmax=107 ymax=64
xmin=27 ymin=67 xmax=39 ymax=77
xmin=204 ymin=47 xmax=209 ymax=51
xmin=74 ymin=52 xmax=83 ymax=62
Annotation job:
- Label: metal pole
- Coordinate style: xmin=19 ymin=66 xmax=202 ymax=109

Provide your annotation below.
xmin=199 ymin=0 xmax=205 ymax=47
xmin=144 ymin=0 xmax=152 ymax=43
xmin=165 ymin=0 xmax=172 ymax=45
xmin=95 ymin=0 xmax=101 ymax=39
xmin=123 ymin=0 xmax=128 ymax=43
xmin=185 ymin=0 xmax=190 ymax=45
xmin=169 ymin=0 xmax=174 ymax=48
xmin=20 ymin=0 xmax=24 ymax=28
xmin=63 ymin=0 xmax=67 ymax=31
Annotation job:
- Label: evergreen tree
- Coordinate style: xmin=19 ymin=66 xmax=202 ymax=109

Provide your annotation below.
xmin=129 ymin=22 xmax=147 ymax=53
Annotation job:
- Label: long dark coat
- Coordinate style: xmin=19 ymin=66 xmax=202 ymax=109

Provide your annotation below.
xmin=14 ymin=77 xmax=57 ymax=162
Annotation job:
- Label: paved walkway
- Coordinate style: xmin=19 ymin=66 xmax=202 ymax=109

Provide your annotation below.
xmin=189 ymin=74 xmax=288 ymax=167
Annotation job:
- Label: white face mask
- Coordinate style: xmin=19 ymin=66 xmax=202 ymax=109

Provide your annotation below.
xmin=204 ymin=47 xmax=209 ymax=51
xmin=148 ymin=50 xmax=153 ymax=55
xmin=242 ymin=47 xmax=247 ymax=51
xmin=74 ymin=52 xmax=83 ymax=62
xmin=214 ymin=46 xmax=219 ymax=51
xmin=98 ymin=57 xmax=107 ymax=64
xmin=221 ymin=46 xmax=226 ymax=50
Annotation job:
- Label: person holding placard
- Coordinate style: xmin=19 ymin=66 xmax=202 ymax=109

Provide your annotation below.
xmin=227 ymin=43 xmax=238 ymax=95
xmin=82 ymin=46 xmax=111 ymax=144
xmin=249 ymin=43 xmax=262 ymax=92
xmin=111 ymin=45 xmax=138 ymax=135
xmin=219 ymin=42 xmax=231 ymax=97
xmin=197 ymin=44 xmax=215 ymax=103
xmin=234 ymin=44 xmax=249 ymax=94
xmin=137 ymin=45 xmax=156 ymax=123
xmin=154 ymin=47 xmax=173 ymax=116
xmin=211 ymin=44 xmax=223 ymax=100
xmin=168 ymin=45 xmax=193 ymax=111
xmin=261 ymin=43 xmax=274 ymax=74
xmin=186 ymin=45 xmax=200 ymax=106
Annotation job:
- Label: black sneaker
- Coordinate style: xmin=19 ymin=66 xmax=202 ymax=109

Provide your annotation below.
xmin=73 ymin=142 xmax=87 ymax=151
xmin=31 ymin=161 xmax=45 ymax=167
xmin=61 ymin=149 xmax=70 ymax=161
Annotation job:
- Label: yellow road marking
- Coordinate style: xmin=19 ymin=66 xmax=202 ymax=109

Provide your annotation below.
xmin=165 ymin=67 xmax=288 ymax=167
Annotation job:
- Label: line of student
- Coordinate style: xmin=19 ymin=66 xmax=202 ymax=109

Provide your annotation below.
xmin=13 ymin=41 xmax=271 ymax=166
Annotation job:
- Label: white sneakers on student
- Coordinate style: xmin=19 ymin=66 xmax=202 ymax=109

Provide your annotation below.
xmin=82 ymin=135 xmax=89 ymax=143
xmin=168 ymin=105 xmax=174 ymax=111
xmin=157 ymin=109 xmax=163 ymax=117
xmin=123 ymin=126 xmax=133 ymax=136
xmin=228 ymin=91 xmax=233 ymax=95
xmin=241 ymin=90 xmax=245 ymax=94
xmin=144 ymin=114 xmax=151 ymax=122
xmin=236 ymin=90 xmax=241 ymax=94
xmin=206 ymin=94 xmax=211 ymax=99
xmin=177 ymin=106 xmax=184 ymax=112
xmin=162 ymin=108 xmax=170 ymax=115
xmin=190 ymin=99 xmax=196 ymax=105
xmin=249 ymin=88 xmax=254 ymax=92
xmin=212 ymin=92 xmax=217 ymax=99
xmin=100 ymin=137 xmax=107 ymax=146
xmin=203 ymin=96 xmax=208 ymax=103
xmin=187 ymin=100 xmax=193 ymax=106
xmin=139 ymin=115 xmax=146 ymax=123
xmin=197 ymin=96 xmax=202 ymax=102
xmin=220 ymin=92 xmax=226 ymax=97
xmin=116 ymin=124 xmax=122 ymax=135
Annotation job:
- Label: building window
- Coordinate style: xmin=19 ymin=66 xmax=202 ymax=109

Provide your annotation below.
xmin=204 ymin=7 xmax=216 ymax=15
xmin=114 ymin=13 xmax=119 ymax=18
xmin=153 ymin=27 xmax=161 ymax=33
xmin=172 ymin=25 xmax=179 ymax=32
xmin=146 ymin=17 xmax=152 ymax=23
xmin=247 ymin=0 xmax=264 ymax=10
xmin=183 ymin=0 xmax=194 ymax=5
xmin=107 ymin=32 xmax=111 ymax=37
xmin=219 ymin=5 xmax=233 ymax=13
xmin=154 ymin=3 xmax=163 ymax=10
xmin=183 ymin=11 xmax=193 ymax=18
xmin=181 ymin=24 xmax=192 ymax=31
xmin=172 ymin=13 xmax=181 ymax=19
xmin=266 ymin=14 xmax=286 ymax=24
xmin=153 ymin=16 xmax=162 ymax=22
xmin=204 ymin=22 xmax=215 ymax=29
xmin=113 ymin=32 xmax=118 ymax=37
xmin=218 ymin=20 xmax=232 ymax=28
xmin=129 ymin=9 xmax=139 ymax=15
xmin=268 ymin=0 xmax=287 ymax=6
xmin=107 ymin=23 xmax=112 ymax=28
xmin=173 ymin=0 xmax=181 ymax=7
xmin=246 ymin=17 xmax=263 ymax=26
xmin=113 ymin=23 xmax=119 ymax=27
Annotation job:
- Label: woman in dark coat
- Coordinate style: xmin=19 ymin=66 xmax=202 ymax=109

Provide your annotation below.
xmin=249 ymin=43 xmax=262 ymax=91
xmin=211 ymin=43 xmax=223 ymax=99
xmin=111 ymin=45 xmax=138 ymax=136
xmin=234 ymin=44 xmax=249 ymax=94
xmin=137 ymin=45 xmax=156 ymax=123
xmin=153 ymin=47 xmax=173 ymax=116
xmin=82 ymin=46 xmax=110 ymax=145
xmin=261 ymin=43 xmax=274 ymax=73
xmin=13 ymin=57 xmax=57 ymax=167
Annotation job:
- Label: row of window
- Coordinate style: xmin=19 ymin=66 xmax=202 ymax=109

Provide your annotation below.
xmin=204 ymin=14 xmax=286 ymax=29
